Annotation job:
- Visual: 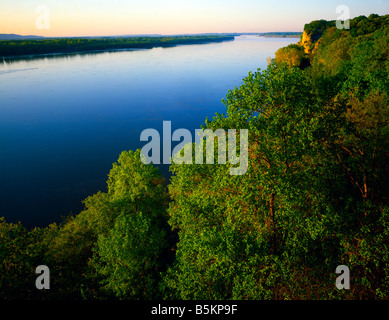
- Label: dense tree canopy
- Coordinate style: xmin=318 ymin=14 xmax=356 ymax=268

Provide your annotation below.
xmin=275 ymin=44 xmax=309 ymax=68
xmin=162 ymin=14 xmax=389 ymax=300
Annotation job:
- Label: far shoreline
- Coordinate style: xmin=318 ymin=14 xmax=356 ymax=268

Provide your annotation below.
xmin=0 ymin=35 xmax=235 ymax=59
xmin=0 ymin=35 xmax=302 ymax=62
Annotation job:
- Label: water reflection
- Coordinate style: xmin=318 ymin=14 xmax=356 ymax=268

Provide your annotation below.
xmin=1 ymin=48 xmax=151 ymax=65
xmin=0 ymin=67 xmax=38 ymax=74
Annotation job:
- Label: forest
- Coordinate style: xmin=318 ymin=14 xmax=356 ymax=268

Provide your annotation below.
xmin=0 ymin=35 xmax=234 ymax=57
xmin=0 ymin=13 xmax=388 ymax=300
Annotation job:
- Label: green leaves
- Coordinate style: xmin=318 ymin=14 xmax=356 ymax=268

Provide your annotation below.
xmin=87 ymin=149 xmax=170 ymax=299
xmin=107 ymin=150 xmax=166 ymax=203
xmin=93 ymin=212 xmax=167 ymax=299
xmin=275 ymin=44 xmax=309 ymax=68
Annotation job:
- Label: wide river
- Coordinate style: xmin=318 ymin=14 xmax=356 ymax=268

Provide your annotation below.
xmin=0 ymin=36 xmax=298 ymax=227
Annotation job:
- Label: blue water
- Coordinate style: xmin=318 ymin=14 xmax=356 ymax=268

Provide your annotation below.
xmin=0 ymin=36 xmax=298 ymax=227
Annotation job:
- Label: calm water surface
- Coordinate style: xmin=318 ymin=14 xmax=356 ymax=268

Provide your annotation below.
xmin=0 ymin=36 xmax=298 ymax=227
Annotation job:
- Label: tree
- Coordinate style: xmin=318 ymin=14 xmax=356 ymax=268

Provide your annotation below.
xmin=92 ymin=211 xmax=167 ymax=299
xmin=0 ymin=218 xmax=46 ymax=299
xmin=88 ymin=150 xmax=171 ymax=299
xmin=275 ymin=44 xmax=309 ymax=68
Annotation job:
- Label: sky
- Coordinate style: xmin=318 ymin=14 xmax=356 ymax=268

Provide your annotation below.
xmin=0 ymin=0 xmax=388 ymax=37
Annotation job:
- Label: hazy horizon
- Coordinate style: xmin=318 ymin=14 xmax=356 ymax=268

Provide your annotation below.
xmin=0 ymin=31 xmax=303 ymax=38
xmin=1 ymin=0 xmax=388 ymax=38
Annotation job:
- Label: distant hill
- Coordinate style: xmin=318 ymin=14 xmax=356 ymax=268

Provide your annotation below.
xmin=0 ymin=34 xmax=45 ymax=40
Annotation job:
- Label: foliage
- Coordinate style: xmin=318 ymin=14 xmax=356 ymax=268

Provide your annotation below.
xmin=162 ymin=14 xmax=389 ymax=299
xmin=275 ymin=44 xmax=309 ymax=68
xmin=0 ymin=218 xmax=43 ymax=299
xmin=88 ymin=150 xmax=171 ymax=299
xmin=303 ymin=20 xmax=335 ymax=41
xmin=92 ymin=211 xmax=167 ymax=299
xmin=0 ymin=150 xmax=170 ymax=300
xmin=162 ymin=64 xmax=346 ymax=299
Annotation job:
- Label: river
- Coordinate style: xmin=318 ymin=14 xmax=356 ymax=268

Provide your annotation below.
xmin=0 ymin=35 xmax=298 ymax=227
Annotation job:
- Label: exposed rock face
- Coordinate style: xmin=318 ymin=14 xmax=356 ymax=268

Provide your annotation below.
xmin=298 ymin=30 xmax=312 ymax=54
xmin=298 ymin=30 xmax=323 ymax=55
xmin=298 ymin=20 xmax=334 ymax=55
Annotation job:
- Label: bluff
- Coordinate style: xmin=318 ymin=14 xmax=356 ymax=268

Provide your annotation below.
xmin=275 ymin=14 xmax=389 ymax=69
xmin=298 ymin=19 xmax=334 ymax=54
